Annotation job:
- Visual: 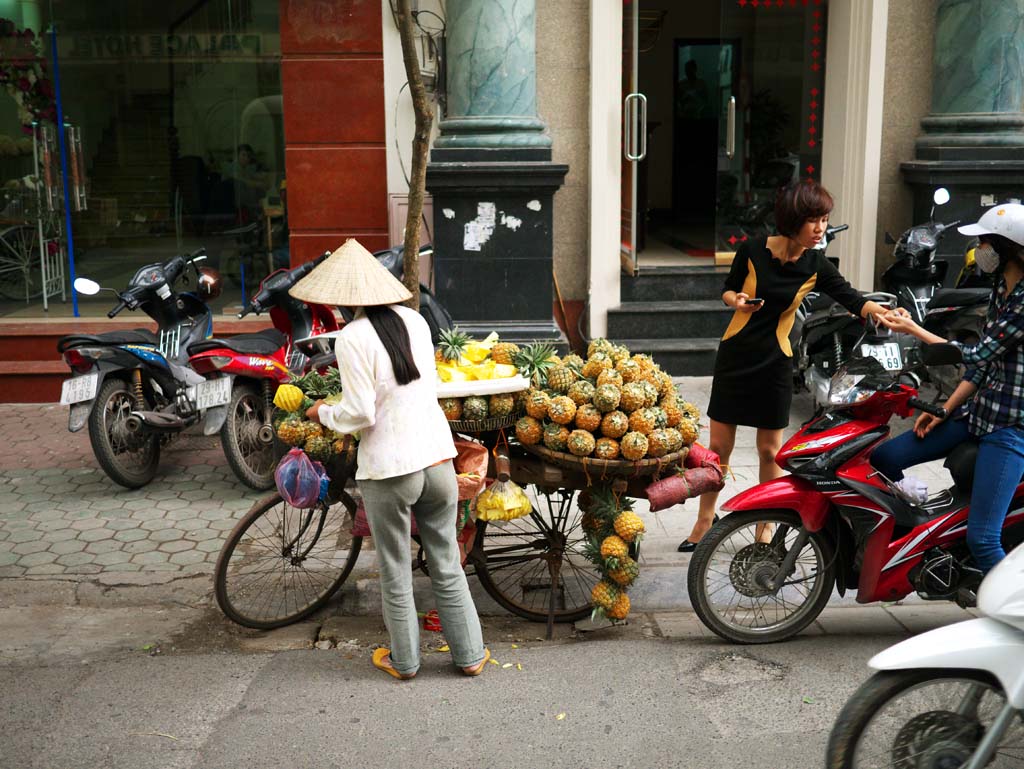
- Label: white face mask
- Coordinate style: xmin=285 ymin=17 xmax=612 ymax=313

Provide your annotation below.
xmin=975 ymin=242 xmax=1001 ymax=274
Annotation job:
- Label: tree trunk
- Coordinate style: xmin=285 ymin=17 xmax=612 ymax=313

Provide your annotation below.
xmin=395 ymin=0 xmax=433 ymax=312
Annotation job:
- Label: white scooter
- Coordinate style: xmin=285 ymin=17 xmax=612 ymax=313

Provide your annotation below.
xmin=826 ymin=542 xmax=1024 ymax=768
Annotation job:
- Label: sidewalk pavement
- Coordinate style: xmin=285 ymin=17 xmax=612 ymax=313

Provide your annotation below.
xmin=0 ymin=379 xmax=952 ymax=615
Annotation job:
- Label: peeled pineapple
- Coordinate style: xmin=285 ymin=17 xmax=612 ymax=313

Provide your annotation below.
xmin=273 ymin=384 xmax=305 ymax=412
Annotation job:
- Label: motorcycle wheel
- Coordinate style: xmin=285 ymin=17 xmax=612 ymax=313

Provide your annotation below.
xmin=87 ymin=377 xmax=160 ymax=489
xmin=214 ymin=492 xmax=362 ymax=629
xmin=687 ymin=509 xmax=835 ymax=644
xmin=826 ymin=669 xmax=1023 ymax=768
xmin=220 ymin=381 xmax=275 ymax=490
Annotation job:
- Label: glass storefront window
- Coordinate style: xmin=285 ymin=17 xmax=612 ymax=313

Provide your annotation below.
xmin=0 ymin=0 xmax=285 ymax=318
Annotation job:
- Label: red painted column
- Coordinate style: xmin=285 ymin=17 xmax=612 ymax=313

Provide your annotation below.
xmin=279 ymin=0 xmax=389 ymax=264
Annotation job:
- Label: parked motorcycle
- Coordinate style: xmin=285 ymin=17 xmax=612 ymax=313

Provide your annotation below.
xmin=59 ymin=249 xmax=230 ymax=488
xmin=686 ymin=343 xmax=1024 ymax=644
xmin=826 ymin=540 xmax=1024 ymax=768
xmin=187 ymin=252 xmax=339 ymax=490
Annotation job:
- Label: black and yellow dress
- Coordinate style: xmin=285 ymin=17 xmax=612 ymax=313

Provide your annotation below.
xmin=707 ymin=238 xmax=867 ymax=429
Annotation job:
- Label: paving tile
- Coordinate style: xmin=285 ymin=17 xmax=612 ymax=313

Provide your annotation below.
xmin=157 ymin=540 xmax=195 ymax=554
xmin=17 ymin=551 xmax=58 ymax=567
xmin=63 ymin=563 xmax=103 ymax=575
xmin=70 ymin=518 xmax=106 ymax=532
xmin=7 ymin=529 xmax=40 ymax=544
xmin=38 ymin=526 xmax=76 ymax=541
xmin=0 ymin=565 xmax=27 ymax=577
xmin=121 ymin=539 xmax=158 ymax=555
xmin=29 ymin=509 xmax=67 ymax=523
xmin=207 ymin=519 xmax=239 ymax=532
xmin=23 ymin=563 xmax=65 ymax=575
xmin=147 ymin=490 xmax=180 ymax=501
xmin=139 ymin=518 xmax=172 ymax=532
xmin=93 ymin=550 xmax=133 ymax=566
xmin=23 ymin=501 xmax=60 ymax=515
xmin=56 ymin=552 xmax=96 ymax=567
xmin=130 ymin=551 xmax=170 ymax=565
xmin=11 ymin=540 xmax=51 ymax=556
xmin=196 ymin=539 xmax=225 ymax=553
xmin=84 ymin=539 xmax=123 ymax=555
xmin=156 ymin=499 xmax=190 ymax=511
xmin=180 ymin=489 xmax=214 ymax=502
xmin=149 ymin=528 xmax=184 ymax=543
xmin=104 ymin=519 xmax=141 ymax=531
xmin=184 ymin=528 xmax=219 ymax=542
xmin=169 ymin=550 xmax=207 ymax=566
xmin=49 ymin=539 xmax=86 ymax=555
xmin=113 ymin=528 xmax=149 ymax=543
xmin=130 ymin=509 xmax=167 ymax=522
xmin=0 ymin=552 xmax=20 ymax=567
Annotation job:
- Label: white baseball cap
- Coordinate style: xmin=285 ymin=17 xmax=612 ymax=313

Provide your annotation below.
xmin=958 ymin=203 xmax=1024 ymax=247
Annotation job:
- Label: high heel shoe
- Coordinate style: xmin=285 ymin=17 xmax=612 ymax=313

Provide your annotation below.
xmin=677 ymin=515 xmax=720 ymax=553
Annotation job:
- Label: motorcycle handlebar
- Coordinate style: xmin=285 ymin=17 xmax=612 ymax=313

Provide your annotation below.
xmin=907 ymin=397 xmax=948 ymax=419
xmin=107 ymin=299 xmax=128 ymax=319
xmin=827 ymin=224 xmax=850 ymax=235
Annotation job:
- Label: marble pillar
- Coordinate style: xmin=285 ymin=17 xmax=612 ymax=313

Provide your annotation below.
xmin=902 ymin=0 xmax=1024 ymax=270
xmin=426 ymin=0 xmax=567 ymax=342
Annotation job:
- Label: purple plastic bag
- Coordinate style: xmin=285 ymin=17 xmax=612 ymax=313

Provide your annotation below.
xmin=275 ymin=448 xmax=329 ymax=508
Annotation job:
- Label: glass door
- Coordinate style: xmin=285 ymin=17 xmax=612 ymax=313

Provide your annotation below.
xmin=714 ymin=0 xmax=828 ymax=256
xmin=620 ymin=0 xmax=642 ymax=276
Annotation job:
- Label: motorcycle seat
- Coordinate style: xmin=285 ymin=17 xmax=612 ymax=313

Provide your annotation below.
xmin=929 ymin=288 xmax=990 ymax=310
xmin=57 ymin=328 xmax=158 ymax=353
xmin=187 ymin=328 xmax=286 ymax=356
xmin=803 ymin=294 xmax=835 ymax=314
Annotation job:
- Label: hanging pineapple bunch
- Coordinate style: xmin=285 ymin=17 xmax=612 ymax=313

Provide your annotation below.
xmin=581 ymin=485 xmax=643 ymax=622
xmin=272 ymin=370 xmax=347 ymax=462
xmin=512 ymin=339 xmax=700 ymax=459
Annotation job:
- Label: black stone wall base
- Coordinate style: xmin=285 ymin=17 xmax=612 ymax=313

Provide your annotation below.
xmin=426 ymin=160 xmax=569 ymax=340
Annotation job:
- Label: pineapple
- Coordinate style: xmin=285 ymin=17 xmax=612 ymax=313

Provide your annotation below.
xmin=273 ymin=384 xmax=305 ymax=412
xmin=515 ymin=416 xmax=544 ymax=445
xmin=591 ymin=580 xmax=620 ymax=612
xmin=649 ymin=407 xmax=669 ymax=429
xmin=600 ymin=410 xmax=630 ymax=439
xmin=610 ymin=345 xmax=631 ymax=366
xmin=276 ymin=416 xmax=307 ymax=447
xmin=680 ymin=401 xmax=701 ymax=423
xmin=619 ymin=382 xmax=646 ymax=413
xmin=547 ymin=395 xmax=577 ymax=425
xmin=581 ymin=510 xmax=604 ymax=535
xmin=439 ymin=397 xmax=463 ymax=421
xmin=490 ymin=341 xmax=520 ymax=365
xmin=620 ymin=431 xmax=649 ymax=461
xmin=567 ymin=429 xmax=596 ymax=457
xmin=437 ymin=326 xmax=471 ymax=363
xmin=657 ymin=372 xmax=675 ymax=399
xmin=525 ymin=389 xmax=551 ymax=420
xmin=304 ymin=435 xmax=333 ymax=462
xmin=562 ymin=353 xmax=585 ymax=369
xmin=543 ymin=422 xmax=571 ymax=452
xmin=677 ymin=419 xmax=699 ymax=446
xmin=632 ymin=353 xmax=656 ymax=373
xmin=662 ymin=402 xmax=683 ymax=428
xmin=640 ymin=380 xmax=660 ymax=407
xmin=593 ymin=383 xmax=622 ymax=413
xmin=462 ymin=396 xmax=489 ymax=421
xmin=607 ymin=555 xmax=639 ymax=587
xmin=594 ymin=437 xmax=620 ymax=460
xmin=574 ymin=403 xmax=603 ymax=433
xmin=567 ymin=379 xmax=596 ymax=406
xmin=587 ymin=338 xmax=615 ymax=358
xmin=546 ymin=363 xmax=578 ymax=393
xmin=581 ymin=352 xmax=613 ymax=379
xmin=597 ymin=368 xmax=623 ymax=388
xmin=513 ymin=342 xmax=557 ymax=387
xmin=606 ymin=591 xmax=631 ymax=620
xmin=514 ymin=388 xmax=530 ymax=412
xmin=647 ymin=428 xmax=672 ymax=458
xmin=615 ymin=358 xmax=643 ymax=383
xmin=664 ymin=427 xmax=684 ymax=452
xmin=614 ymin=510 xmax=645 ymax=542
xmin=301 ymin=421 xmax=324 ymax=442
xmin=489 ymin=392 xmax=516 ymax=419
xmin=600 ymin=534 xmax=629 ymax=562
xmin=628 ymin=408 xmax=657 ymax=435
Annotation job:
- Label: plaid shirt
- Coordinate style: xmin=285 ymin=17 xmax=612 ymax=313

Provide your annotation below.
xmin=958 ymin=276 xmax=1024 ymax=437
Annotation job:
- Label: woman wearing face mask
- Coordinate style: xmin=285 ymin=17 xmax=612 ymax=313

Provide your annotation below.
xmin=874 ymin=203 xmax=1024 ymax=575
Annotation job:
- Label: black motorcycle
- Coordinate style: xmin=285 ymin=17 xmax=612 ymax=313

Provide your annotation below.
xmin=58 ymin=250 xmax=229 ymax=488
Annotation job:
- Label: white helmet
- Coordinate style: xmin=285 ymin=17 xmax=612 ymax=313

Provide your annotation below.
xmin=958 ymin=203 xmax=1024 ymax=247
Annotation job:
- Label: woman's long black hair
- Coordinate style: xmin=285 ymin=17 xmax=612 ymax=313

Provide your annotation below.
xmin=364 ymin=305 xmax=421 ymax=386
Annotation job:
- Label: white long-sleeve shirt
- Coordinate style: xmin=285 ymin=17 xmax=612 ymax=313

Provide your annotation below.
xmin=317 ymin=304 xmax=456 ymax=480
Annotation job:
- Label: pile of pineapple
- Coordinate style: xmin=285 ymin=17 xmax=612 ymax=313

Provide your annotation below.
xmin=272 ymin=368 xmax=350 ymax=463
xmin=513 ymin=338 xmax=700 ymax=462
xmin=435 ymin=327 xmax=528 ymax=424
xmin=581 ymin=487 xmax=645 ymax=621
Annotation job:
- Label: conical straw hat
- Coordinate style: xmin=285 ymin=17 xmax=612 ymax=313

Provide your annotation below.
xmin=288 ymin=239 xmax=413 ymax=307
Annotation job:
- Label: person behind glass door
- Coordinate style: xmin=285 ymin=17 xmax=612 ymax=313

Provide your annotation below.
xmin=292 ymin=239 xmax=489 ymax=679
xmin=876 ymin=203 xmax=1024 ymax=576
xmin=679 ymin=180 xmax=899 ymax=552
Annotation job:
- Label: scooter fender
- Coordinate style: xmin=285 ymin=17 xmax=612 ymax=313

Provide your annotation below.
xmin=869 ymin=617 xmax=1024 ymax=708
xmin=720 ymin=475 xmax=831 ymax=532
xmin=203 ymin=405 xmax=228 ymax=436
xmin=66 ymin=366 xmax=115 ymax=433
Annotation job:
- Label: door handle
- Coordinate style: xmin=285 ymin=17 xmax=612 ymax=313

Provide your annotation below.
xmin=624 ymin=93 xmax=643 ymax=161
xmin=726 ymin=96 xmax=736 ymax=159
xmin=635 ymin=93 xmax=648 ymax=161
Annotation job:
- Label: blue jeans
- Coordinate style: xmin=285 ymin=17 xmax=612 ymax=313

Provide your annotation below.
xmin=869 ymin=418 xmax=971 ymax=483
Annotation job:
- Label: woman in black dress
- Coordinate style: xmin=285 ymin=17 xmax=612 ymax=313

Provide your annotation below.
xmin=679 ymin=181 xmax=896 ymax=551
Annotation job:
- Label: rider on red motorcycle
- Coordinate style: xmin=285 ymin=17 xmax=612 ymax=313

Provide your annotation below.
xmin=876 ymin=203 xmax=1024 ymax=574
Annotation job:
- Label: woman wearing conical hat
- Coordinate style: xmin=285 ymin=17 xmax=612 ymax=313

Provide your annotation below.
xmin=294 ymin=239 xmax=488 ymax=679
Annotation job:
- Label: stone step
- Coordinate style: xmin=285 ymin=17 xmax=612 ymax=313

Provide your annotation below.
xmin=621 ymin=266 xmax=730 ymax=303
xmin=606 ymin=300 xmax=732 ymax=339
xmin=609 ymin=338 xmax=719 ymax=376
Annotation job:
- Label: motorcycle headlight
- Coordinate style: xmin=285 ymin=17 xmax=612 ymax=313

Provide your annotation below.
xmin=828 ymin=369 xmax=872 ymax=405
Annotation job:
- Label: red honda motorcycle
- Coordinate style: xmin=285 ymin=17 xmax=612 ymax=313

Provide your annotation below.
xmin=687 ymin=343 xmax=1024 ymax=644
xmin=188 ymin=252 xmax=339 ymax=489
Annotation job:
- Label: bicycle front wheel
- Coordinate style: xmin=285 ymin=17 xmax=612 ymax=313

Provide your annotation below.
xmin=214 ymin=493 xmax=362 ymax=629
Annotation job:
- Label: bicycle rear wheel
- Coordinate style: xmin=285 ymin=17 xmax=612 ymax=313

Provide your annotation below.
xmin=214 ymin=492 xmax=362 ymax=629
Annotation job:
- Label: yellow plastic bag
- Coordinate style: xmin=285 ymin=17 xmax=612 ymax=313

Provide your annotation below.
xmin=475 ymin=479 xmax=532 ymax=521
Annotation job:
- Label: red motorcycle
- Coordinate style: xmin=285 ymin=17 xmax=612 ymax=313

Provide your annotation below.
xmin=188 ymin=252 xmax=339 ymax=489
xmin=687 ymin=343 xmax=1024 ymax=644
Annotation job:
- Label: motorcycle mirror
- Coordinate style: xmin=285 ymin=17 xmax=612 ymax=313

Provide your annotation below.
xmin=73 ymin=277 xmax=101 ymax=296
xmin=933 ymin=188 xmax=950 ymax=206
xmin=884 ymin=232 xmax=897 ymax=245
xmin=920 ymin=342 xmax=963 ymax=367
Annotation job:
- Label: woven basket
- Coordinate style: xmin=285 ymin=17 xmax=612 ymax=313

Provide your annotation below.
xmin=519 ymin=442 xmax=689 ymax=479
xmin=447 ymin=413 xmax=519 ymax=433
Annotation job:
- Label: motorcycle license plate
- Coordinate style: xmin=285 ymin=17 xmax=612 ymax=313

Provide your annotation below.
xmin=861 ymin=342 xmax=902 ymax=371
xmin=195 ymin=377 xmax=232 ymax=410
xmin=60 ymin=372 xmax=98 ymax=405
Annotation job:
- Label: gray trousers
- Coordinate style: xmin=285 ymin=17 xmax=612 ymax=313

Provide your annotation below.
xmin=358 ymin=461 xmax=485 ymax=674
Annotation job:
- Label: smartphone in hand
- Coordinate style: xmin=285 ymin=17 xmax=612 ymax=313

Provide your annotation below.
xmin=744 ymin=297 xmax=764 ymax=306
